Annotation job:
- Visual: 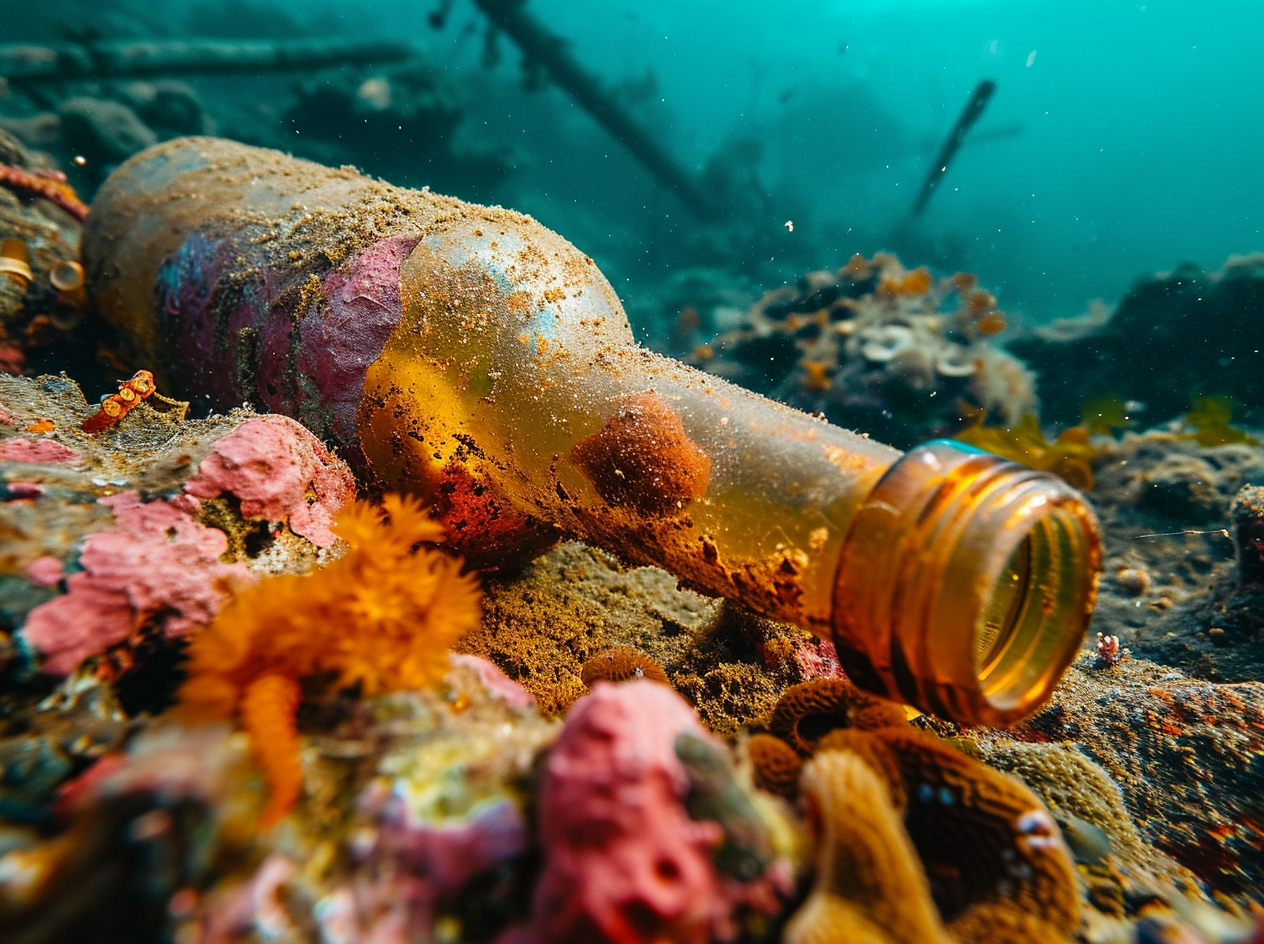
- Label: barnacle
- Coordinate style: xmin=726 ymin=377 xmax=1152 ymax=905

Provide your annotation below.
xmin=0 ymin=237 xmax=32 ymax=288
xmin=177 ymin=494 xmax=483 ymax=825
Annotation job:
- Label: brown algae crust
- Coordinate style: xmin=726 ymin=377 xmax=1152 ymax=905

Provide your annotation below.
xmin=571 ymin=391 xmax=711 ymax=515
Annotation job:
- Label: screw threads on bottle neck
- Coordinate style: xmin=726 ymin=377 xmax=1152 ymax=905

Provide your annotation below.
xmin=833 ymin=440 xmax=1102 ymax=727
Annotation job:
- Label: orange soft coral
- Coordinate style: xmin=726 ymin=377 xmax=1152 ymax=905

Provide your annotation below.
xmin=177 ymin=494 xmax=483 ymax=826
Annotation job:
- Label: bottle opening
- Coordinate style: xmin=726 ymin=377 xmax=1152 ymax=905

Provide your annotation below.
xmin=972 ymin=497 xmax=1100 ymax=717
xmin=978 ymin=537 xmax=1030 ymax=672
xmin=833 ymin=441 xmax=1102 ymax=727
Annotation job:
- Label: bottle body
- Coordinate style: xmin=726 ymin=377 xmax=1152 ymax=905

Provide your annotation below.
xmin=85 ymin=138 xmax=1101 ymax=725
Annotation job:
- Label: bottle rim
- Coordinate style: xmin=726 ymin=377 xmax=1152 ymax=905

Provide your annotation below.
xmin=832 ymin=440 xmax=1102 ymax=726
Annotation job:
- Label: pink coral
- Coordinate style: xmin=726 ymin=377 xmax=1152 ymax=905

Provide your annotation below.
xmin=513 ymin=680 xmax=740 ymax=944
xmin=183 ymin=415 xmax=355 ymax=547
xmin=0 ymin=437 xmax=83 ymax=464
xmin=22 ymin=491 xmax=251 ymax=675
xmin=24 ymin=555 xmax=64 ymax=587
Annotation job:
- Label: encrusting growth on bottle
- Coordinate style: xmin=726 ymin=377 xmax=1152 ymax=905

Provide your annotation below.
xmin=177 ymin=494 xmax=483 ymax=826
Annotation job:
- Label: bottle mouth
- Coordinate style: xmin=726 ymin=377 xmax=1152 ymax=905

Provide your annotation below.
xmin=832 ymin=440 xmax=1102 ymax=726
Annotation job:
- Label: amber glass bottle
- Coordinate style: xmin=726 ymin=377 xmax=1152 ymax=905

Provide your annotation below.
xmin=85 ymin=138 xmax=1101 ymax=725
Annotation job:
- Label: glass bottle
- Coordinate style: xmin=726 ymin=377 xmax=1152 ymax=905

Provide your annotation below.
xmin=86 ymin=138 xmax=1101 ymax=725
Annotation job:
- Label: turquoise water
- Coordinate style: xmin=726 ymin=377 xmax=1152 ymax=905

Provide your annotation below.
xmin=6 ymin=0 xmax=1262 ymax=326
xmin=432 ymin=0 xmax=1263 ymax=324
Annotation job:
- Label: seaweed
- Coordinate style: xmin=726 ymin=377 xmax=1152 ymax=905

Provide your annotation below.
xmin=954 ymin=413 xmax=1100 ymax=491
xmin=1178 ymin=396 xmax=1260 ymax=448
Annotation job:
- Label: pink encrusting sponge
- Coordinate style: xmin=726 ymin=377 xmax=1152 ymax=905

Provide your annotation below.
xmin=513 ymin=681 xmax=759 ymax=944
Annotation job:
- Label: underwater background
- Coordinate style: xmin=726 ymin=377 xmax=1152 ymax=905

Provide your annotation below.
xmin=2 ymin=3 xmax=1264 ymax=943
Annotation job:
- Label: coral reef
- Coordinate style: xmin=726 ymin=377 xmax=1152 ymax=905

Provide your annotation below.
xmin=178 ymin=494 xmax=483 ymax=825
xmin=0 ymin=93 xmax=1259 ymax=944
xmin=2 ymin=655 xmax=553 ymax=943
xmin=751 ymin=679 xmax=1081 ymax=943
xmin=1 ymin=372 xmax=358 ymax=681
xmin=1010 ymin=254 xmax=1264 ymax=428
xmin=689 ymin=253 xmax=1036 ymax=447
xmin=3 ymin=354 xmax=1260 ymax=943
xmin=4 ymin=318 xmax=1260 ymax=943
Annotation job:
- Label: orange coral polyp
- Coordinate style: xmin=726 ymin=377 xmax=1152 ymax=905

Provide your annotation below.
xmin=176 ymin=494 xmax=482 ymax=824
xmin=975 ymin=311 xmax=1007 ymax=337
xmin=898 ymin=267 xmax=934 ymax=296
xmin=241 ymin=673 xmax=303 ymax=829
xmin=968 ymin=289 xmax=998 ymax=314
